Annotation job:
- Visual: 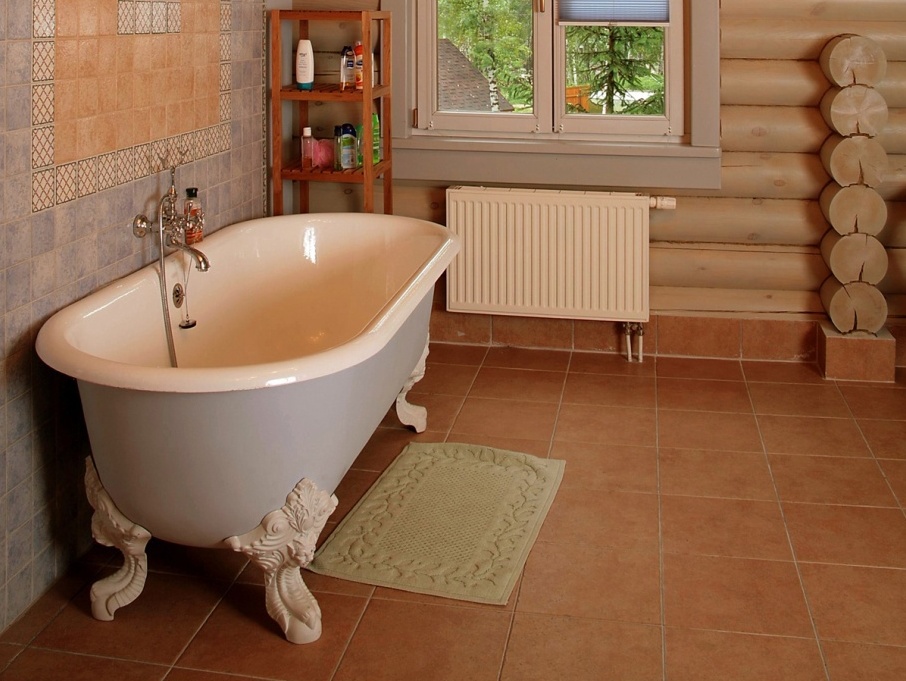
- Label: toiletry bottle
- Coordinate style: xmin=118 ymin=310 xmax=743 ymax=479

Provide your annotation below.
xmin=355 ymin=123 xmax=364 ymax=167
xmin=353 ymin=41 xmax=364 ymax=90
xmin=301 ymin=126 xmax=314 ymax=170
xmin=296 ymin=39 xmax=314 ymax=91
xmin=339 ymin=123 xmax=357 ymax=170
xmin=333 ymin=125 xmax=343 ymax=171
xmin=340 ymin=46 xmax=354 ymax=91
xmin=184 ymin=188 xmax=204 ymax=244
xmin=370 ymin=112 xmax=381 ymax=163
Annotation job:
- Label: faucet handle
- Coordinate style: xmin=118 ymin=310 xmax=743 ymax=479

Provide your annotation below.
xmin=132 ymin=214 xmax=150 ymax=238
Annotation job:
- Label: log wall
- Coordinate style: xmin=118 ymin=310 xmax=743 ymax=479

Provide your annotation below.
xmin=314 ymin=1 xmax=906 ymax=320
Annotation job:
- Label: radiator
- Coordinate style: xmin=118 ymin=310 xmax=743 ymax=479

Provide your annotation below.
xmin=446 ymin=186 xmax=668 ymax=322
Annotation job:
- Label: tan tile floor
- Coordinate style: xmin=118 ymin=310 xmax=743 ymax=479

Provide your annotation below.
xmin=2 ymin=344 xmax=906 ymax=680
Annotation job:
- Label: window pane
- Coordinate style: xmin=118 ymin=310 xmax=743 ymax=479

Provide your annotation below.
xmin=436 ymin=0 xmax=534 ymax=114
xmin=564 ymin=25 xmax=664 ymax=116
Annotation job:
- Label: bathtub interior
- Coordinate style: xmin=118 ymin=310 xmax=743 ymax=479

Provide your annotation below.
xmin=50 ymin=214 xmax=453 ymax=374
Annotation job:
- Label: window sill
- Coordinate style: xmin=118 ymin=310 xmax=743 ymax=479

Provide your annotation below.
xmin=391 ymin=136 xmax=722 ymax=190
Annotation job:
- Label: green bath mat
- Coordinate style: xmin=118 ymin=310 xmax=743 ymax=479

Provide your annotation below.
xmin=307 ymin=442 xmax=564 ymax=605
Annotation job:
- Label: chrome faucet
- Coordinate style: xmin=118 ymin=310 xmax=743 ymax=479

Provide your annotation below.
xmin=133 ymin=165 xmax=211 ymax=272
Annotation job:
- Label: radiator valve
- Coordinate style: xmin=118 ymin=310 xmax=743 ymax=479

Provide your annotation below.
xmin=622 ymin=322 xmax=646 ymax=362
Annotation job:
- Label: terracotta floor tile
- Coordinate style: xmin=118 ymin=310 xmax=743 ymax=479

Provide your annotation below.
xmin=658 ymin=449 xmax=776 ymax=500
xmin=178 ymin=584 xmax=367 ymax=681
xmin=332 ymin=599 xmax=510 ymax=681
xmin=800 ymin=563 xmax=906 ymax=646
xmin=665 ymin=628 xmax=826 ymax=681
xmin=331 ymin=469 xmax=380 ymax=522
xmin=167 ymin=670 xmax=266 ymax=681
xmin=658 ymin=377 xmax=753 ymax=413
xmin=663 ymin=553 xmax=813 ymax=636
xmin=661 ymin=496 xmax=792 ymax=560
xmin=858 ymin=419 xmax=906 ymax=459
xmin=379 ymin=392 xmax=465 ymax=433
xmin=658 ymin=410 xmax=762 ymax=452
xmin=370 ymin=575 xmax=520 ymax=612
xmin=483 ymin=346 xmax=571 ymax=371
xmin=769 ymin=455 xmax=898 ymax=506
xmin=748 ymin=383 xmax=851 ymax=417
xmin=742 ymin=360 xmax=826 ymax=384
xmin=32 ymin=573 xmax=226 ymax=665
xmin=452 ymin=397 xmax=559 ymax=441
xmin=561 ymin=373 xmax=656 ymax=408
xmin=569 ymin=350 xmax=656 ymax=377
xmin=822 ymin=640 xmax=906 ymax=681
xmin=501 ymin=614 xmax=662 ymax=681
xmin=550 ymin=442 xmax=658 ymax=493
xmin=538 ymin=488 xmax=659 ymax=550
xmin=469 ymin=367 xmax=566 ymax=403
xmin=517 ymin=541 xmax=660 ymax=624
xmin=758 ymin=415 xmax=872 ymax=457
xmin=426 ymin=343 xmax=488 ymax=366
xmin=0 ymin=648 xmax=166 ymax=681
xmin=353 ymin=427 xmax=444 ymax=472
xmin=878 ymin=459 xmax=906 ymax=504
xmin=840 ymin=385 xmax=906 ymax=420
xmin=145 ymin=542 xmax=249 ymax=582
xmin=0 ymin=644 xmax=21 ymax=670
xmin=656 ymin=357 xmax=745 ymax=381
xmin=554 ymin=404 xmax=657 ymax=446
xmin=783 ymin=503 xmax=906 ymax=568
xmin=415 ymin=362 xmax=480 ymax=395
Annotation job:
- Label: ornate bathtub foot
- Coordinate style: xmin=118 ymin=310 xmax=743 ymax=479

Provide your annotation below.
xmin=84 ymin=457 xmax=152 ymax=621
xmin=396 ymin=338 xmax=429 ymax=432
xmin=227 ymin=478 xmax=338 ymax=644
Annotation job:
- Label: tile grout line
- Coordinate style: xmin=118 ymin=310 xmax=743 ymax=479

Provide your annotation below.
xmin=745 ymin=367 xmax=834 ymax=681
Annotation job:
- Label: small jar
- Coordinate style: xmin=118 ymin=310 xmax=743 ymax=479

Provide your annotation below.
xmin=184 ymin=188 xmax=204 ymax=244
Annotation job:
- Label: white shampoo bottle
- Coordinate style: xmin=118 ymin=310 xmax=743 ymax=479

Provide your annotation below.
xmin=296 ymin=39 xmax=314 ymax=91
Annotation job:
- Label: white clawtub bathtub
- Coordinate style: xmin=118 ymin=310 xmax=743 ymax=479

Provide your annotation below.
xmin=36 ymin=212 xmax=459 ymax=643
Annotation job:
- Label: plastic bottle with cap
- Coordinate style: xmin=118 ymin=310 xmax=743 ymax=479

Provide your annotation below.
xmin=301 ymin=127 xmax=314 ymax=170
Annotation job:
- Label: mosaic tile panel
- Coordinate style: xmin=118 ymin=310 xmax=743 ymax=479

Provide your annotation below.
xmin=33 ymin=0 xmax=233 ymax=212
xmin=32 ymin=127 xmax=54 ymax=169
xmin=32 ymin=42 xmax=54 ymax=82
xmin=32 ymin=85 xmax=54 ymax=126
xmin=33 ymin=0 xmax=55 ymax=39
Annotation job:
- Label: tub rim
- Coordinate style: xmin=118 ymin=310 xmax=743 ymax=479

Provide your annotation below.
xmin=35 ymin=213 xmax=459 ymax=394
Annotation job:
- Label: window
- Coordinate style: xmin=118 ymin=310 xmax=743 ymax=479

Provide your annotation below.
xmin=423 ymin=0 xmax=681 ymax=140
xmin=385 ymin=0 xmax=720 ymax=189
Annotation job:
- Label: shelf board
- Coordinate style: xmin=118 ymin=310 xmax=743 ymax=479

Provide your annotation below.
xmin=282 ymin=159 xmax=391 ymax=183
xmin=278 ymin=83 xmax=390 ymax=102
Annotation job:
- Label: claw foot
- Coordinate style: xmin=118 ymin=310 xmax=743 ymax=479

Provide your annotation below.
xmin=396 ymin=338 xmax=429 ymax=432
xmin=84 ymin=457 xmax=152 ymax=621
xmin=227 ymin=478 xmax=338 ymax=644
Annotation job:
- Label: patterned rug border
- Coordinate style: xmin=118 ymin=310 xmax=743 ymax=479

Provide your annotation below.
xmin=307 ymin=442 xmax=565 ymax=605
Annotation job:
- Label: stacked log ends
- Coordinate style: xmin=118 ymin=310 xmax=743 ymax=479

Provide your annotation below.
xmin=818 ymin=35 xmax=890 ymax=335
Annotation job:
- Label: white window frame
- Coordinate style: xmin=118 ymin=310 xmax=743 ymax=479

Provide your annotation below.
xmin=384 ymin=0 xmax=721 ymax=190
xmin=419 ymin=1 xmax=683 ymax=141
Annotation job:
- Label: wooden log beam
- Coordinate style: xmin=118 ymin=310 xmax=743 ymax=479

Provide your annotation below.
xmin=818 ymin=35 xmax=888 ymax=87
xmin=721 ymin=105 xmax=829 ymax=153
xmin=878 ymin=248 xmax=906 ymax=293
xmin=820 ymin=231 xmax=889 ymax=284
xmin=720 ymin=0 xmax=906 ymax=23
xmin=820 ymin=85 xmax=889 ymax=137
xmin=879 ymin=202 xmax=906 ymax=247
xmin=878 ymin=108 xmax=906 ymax=154
xmin=820 ymin=279 xmax=888 ymax=333
xmin=820 ymin=184 xmax=888 ymax=236
xmin=820 ymin=135 xmax=889 ymax=187
xmin=651 ymin=286 xmax=823 ymax=314
xmin=717 ymin=152 xmax=829 ymax=201
xmin=650 ymin=197 xmax=826 ymax=246
xmin=650 ymin=244 xmax=828 ymax=292
xmin=721 ymin=19 xmax=906 ymax=61
xmin=721 ymin=60 xmax=906 ymax=108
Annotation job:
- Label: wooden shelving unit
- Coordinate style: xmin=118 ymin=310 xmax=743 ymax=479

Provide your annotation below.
xmin=269 ymin=10 xmax=392 ymax=214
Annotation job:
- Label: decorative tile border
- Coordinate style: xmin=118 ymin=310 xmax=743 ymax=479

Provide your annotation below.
xmin=31 ymin=1 xmax=233 ymax=212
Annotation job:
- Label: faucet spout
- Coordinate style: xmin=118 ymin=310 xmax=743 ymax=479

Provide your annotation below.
xmin=168 ymin=237 xmax=211 ymax=272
